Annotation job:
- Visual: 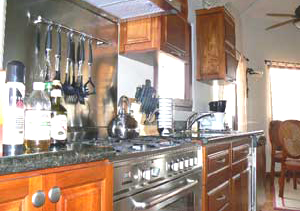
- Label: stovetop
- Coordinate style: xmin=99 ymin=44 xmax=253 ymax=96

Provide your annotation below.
xmin=81 ymin=136 xmax=194 ymax=154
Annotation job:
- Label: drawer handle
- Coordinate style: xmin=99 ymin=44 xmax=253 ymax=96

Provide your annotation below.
xmin=242 ymin=149 xmax=249 ymax=154
xmin=216 ymin=194 xmax=226 ymax=201
xmin=216 ymin=158 xmax=226 ymax=163
xmin=170 ymin=51 xmax=183 ymax=57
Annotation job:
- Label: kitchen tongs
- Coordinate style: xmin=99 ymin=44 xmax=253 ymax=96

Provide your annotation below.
xmin=84 ymin=39 xmax=96 ymax=96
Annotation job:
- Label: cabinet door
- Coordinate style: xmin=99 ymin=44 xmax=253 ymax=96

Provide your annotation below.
xmin=0 ymin=175 xmax=43 ymax=211
xmin=196 ymin=11 xmax=226 ymax=80
xmin=231 ymin=169 xmax=249 ymax=211
xmin=120 ymin=17 xmax=160 ymax=53
xmin=45 ymin=161 xmax=113 ymax=211
xmin=161 ymin=14 xmax=187 ymax=60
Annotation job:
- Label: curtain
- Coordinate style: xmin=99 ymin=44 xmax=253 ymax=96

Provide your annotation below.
xmin=236 ymin=55 xmax=248 ymax=132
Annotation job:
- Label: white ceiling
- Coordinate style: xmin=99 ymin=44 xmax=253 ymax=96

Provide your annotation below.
xmin=228 ymin=0 xmax=299 ymax=18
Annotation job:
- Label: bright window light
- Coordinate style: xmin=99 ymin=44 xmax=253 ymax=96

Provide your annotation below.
xmin=270 ymin=67 xmax=300 ymax=120
xmin=157 ymin=52 xmax=185 ymax=99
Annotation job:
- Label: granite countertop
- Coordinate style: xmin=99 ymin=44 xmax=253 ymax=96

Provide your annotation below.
xmin=0 ymin=130 xmax=264 ymax=176
xmin=0 ymin=142 xmax=115 ymax=175
xmin=174 ymin=130 xmax=265 ymax=144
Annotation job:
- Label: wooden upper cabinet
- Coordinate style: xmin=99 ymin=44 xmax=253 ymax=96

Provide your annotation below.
xmin=196 ymin=7 xmax=238 ymax=82
xmin=120 ymin=17 xmax=161 ymax=53
xmin=0 ymin=160 xmax=113 ymax=211
xmin=120 ymin=14 xmax=190 ymax=61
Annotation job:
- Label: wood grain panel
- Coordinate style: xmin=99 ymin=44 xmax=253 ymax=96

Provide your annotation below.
xmin=208 ymin=181 xmax=230 ymax=211
xmin=232 ymin=144 xmax=250 ymax=163
xmin=206 ymin=167 xmax=231 ymax=191
xmin=56 ymin=182 xmax=102 ymax=211
xmin=207 ymin=150 xmax=230 ymax=174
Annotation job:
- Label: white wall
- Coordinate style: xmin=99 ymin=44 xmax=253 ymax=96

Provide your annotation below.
xmin=188 ymin=0 xmax=213 ymax=114
xmin=241 ymin=2 xmax=300 ymax=171
xmin=117 ymin=55 xmax=154 ymax=98
xmin=0 ymin=0 xmax=6 ymax=69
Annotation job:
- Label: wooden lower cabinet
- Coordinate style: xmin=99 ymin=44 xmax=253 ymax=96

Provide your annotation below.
xmin=231 ymin=169 xmax=250 ymax=211
xmin=0 ymin=160 xmax=113 ymax=211
xmin=0 ymin=176 xmax=42 ymax=211
xmin=202 ymin=137 xmax=251 ymax=211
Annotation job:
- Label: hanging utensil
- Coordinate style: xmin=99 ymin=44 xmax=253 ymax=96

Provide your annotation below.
xmin=54 ymin=27 xmax=61 ymax=81
xmin=71 ymin=38 xmax=77 ymax=89
xmin=44 ymin=24 xmax=52 ymax=82
xmin=84 ymin=39 xmax=96 ymax=96
xmin=77 ymin=36 xmax=86 ymax=104
xmin=62 ymin=32 xmax=75 ymax=103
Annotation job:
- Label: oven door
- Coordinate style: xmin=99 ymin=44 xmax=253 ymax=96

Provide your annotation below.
xmin=114 ymin=168 xmax=202 ymax=211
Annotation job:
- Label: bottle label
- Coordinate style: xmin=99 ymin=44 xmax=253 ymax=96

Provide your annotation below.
xmin=3 ymin=83 xmax=25 ymax=145
xmin=51 ymin=114 xmax=67 ymax=140
xmin=50 ymin=89 xmax=62 ymax=98
xmin=24 ymin=110 xmax=51 ymax=140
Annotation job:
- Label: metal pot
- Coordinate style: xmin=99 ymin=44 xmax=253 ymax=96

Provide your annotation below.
xmin=107 ymin=96 xmax=139 ymax=139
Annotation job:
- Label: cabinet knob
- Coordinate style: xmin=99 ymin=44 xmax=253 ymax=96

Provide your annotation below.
xmin=48 ymin=186 xmax=61 ymax=203
xmin=32 ymin=190 xmax=46 ymax=207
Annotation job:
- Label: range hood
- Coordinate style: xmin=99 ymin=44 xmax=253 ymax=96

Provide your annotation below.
xmin=82 ymin=0 xmax=181 ymax=20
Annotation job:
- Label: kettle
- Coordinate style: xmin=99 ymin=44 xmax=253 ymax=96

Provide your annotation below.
xmin=107 ymin=96 xmax=139 ymax=139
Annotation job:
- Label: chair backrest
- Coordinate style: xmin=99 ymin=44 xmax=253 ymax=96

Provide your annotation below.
xmin=269 ymin=120 xmax=282 ymax=151
xmin=278 ymin=120 xmax=300 ymax=159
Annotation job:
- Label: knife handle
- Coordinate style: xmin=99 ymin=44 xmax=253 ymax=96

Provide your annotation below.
xmin=88 ymin=39 xmax=93 ymax=65
xmin=56 ymin=28 xmax=61 ymax=57
xmin=45 ymin=25 xmax=52 ymax=52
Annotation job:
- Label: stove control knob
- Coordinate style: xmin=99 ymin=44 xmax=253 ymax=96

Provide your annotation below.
xmin=179 ymin=159 xmax=184 ymax=170
xmin=151 ymin=167 xmax=160 ymax=177
xmin=194 ymin=157 xmax=198 ymax=166
xmin=189 ymin=158 xmax=194 ymax=167
xmin=142 ymin=169 xmax=151 ymax=181
xmin=171 ymin=161 xmax=179 ymax=172
xmin=184 ymin=158 xmax=190 ymax=168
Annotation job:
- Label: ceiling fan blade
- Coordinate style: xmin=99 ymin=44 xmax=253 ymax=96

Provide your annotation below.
xmin=265 ymin=18 xmax=297 ymax=30
xmin=266 ymin=13 xmax=296 ymax=18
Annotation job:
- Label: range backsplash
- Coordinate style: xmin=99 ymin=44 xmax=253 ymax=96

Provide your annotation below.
xmin=3 ymin=0 xmax=118 ymax=140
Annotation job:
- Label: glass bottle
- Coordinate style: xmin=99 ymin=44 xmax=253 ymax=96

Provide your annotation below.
xmin=50 ymin=79 xmax=67 ymax=150
xmin=24 ymin=82 xmax=51 ymax=153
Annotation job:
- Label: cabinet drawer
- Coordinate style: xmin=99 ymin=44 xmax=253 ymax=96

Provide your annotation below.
xmin=232 ymin=144 xmax=249 ymax=163
xmin=207 ymin=150 xmax=230 ymax=174
xmin=208 ymin=181 xmax=230 ymax=211
xmin=207 ymin=167 xmax=231 ymax=191
xmin=232 ymin=159 xmax=248 ymax=176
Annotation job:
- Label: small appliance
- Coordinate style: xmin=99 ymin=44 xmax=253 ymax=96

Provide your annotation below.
xmin=198 ymin=112 xmax=226 ymax=130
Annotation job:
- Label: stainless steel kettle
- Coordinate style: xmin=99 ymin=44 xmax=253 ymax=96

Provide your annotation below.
xmin=107 ymin=96 xmax=139 ymax=139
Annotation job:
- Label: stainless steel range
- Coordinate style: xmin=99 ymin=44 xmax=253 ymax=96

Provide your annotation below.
xmin=105 ymin=137 xmax=202 ymax=211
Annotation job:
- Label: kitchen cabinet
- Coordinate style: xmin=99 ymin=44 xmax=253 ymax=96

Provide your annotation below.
xmin=202 ymin=137 xmax=251 ymax=211
xmin=120 ymin=14 xmax=190 ymax=61
xmin=0 ymin=160 xmax=113 ymax=211
xmin=196 ymin=7 xmax=238 ymax=82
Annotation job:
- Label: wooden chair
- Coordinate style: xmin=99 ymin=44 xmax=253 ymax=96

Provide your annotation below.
xmin=269 ymin=120 xmax=283 ymax=186
xmin=278 ymin=120 xmax=300 ymax=198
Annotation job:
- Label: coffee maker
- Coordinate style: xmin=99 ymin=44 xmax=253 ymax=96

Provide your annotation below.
xmin=199 ymin=100 xmax=227 ymax=131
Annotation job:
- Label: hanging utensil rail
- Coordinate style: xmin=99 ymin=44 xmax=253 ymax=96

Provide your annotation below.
xmin=28 ymin=13 xmax=111 ymax=46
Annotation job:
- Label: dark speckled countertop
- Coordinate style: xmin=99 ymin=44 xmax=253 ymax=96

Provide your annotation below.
xmin=0 ymin=142 xmax=115 ymax=175
xmin=0 ymin=130 xmax=264 ymax=176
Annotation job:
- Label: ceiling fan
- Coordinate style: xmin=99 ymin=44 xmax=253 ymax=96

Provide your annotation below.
xmin=266 ymin=5 xmax=300 ymax=30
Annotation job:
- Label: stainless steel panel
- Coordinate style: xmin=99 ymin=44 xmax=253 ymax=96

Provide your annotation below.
xmin=114 ymin=169 xmax=202 ymax=211
xmin=3 ymin=0 xmax=118 ymax=139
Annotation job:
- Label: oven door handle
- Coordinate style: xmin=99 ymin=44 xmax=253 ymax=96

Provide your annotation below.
xmin=131 ymin=179 xmax=198 ymax=210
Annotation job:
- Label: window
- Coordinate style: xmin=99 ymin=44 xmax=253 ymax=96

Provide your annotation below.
xmin=270 ymin=67 xmax=300 ymax=120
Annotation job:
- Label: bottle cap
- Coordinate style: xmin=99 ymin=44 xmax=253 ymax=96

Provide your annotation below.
xmin=6 ymin=61 xmax=26 ymax=83
xmin=33 ymin=82 xmax=45 ymax=90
